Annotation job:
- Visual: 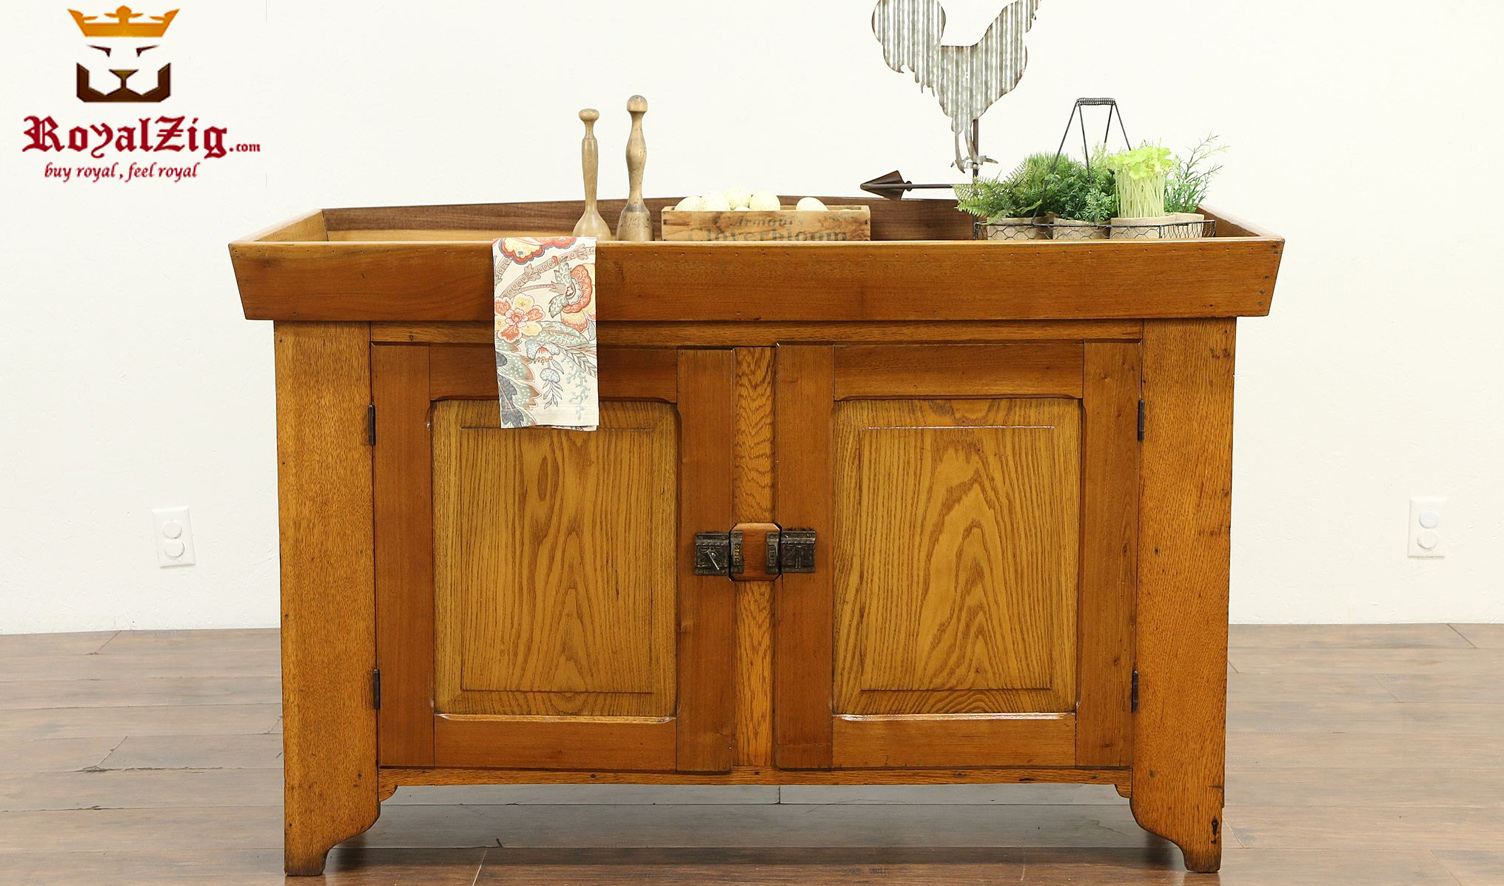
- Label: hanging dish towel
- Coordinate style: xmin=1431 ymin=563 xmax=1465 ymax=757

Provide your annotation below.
xmin=492 ymin=236 xmax=598 ymax=430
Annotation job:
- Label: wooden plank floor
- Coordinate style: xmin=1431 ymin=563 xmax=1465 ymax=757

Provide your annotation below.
xmin=0 ymin=625 xmax=1500 ymax=884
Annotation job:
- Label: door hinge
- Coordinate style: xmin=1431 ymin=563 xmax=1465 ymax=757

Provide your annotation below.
xmin=367 ymin=404 xmax=377 ymax=446
xmin=1136 ymin=399 xmax=1145 ymax=442
xmin=1130 ymin=668 xmax=1139 ymax=712
xmin=372 ymin=668 xmax=382 ymax=710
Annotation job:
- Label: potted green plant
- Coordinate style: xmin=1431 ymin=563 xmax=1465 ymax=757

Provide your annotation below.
xmin=1103 ymin=145 xmax=1175 ymax=239
xmin=955 ymin=153 xmax=1055 ymax=240
xmin=1163 ymin=135 xmax=1225 ymax=239
xmin=1039 ymin=149 xmax=1118 ymax=240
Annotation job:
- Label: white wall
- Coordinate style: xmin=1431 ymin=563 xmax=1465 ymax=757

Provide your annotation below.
xmin=2 ymin=1 xmax=1500 ymax=632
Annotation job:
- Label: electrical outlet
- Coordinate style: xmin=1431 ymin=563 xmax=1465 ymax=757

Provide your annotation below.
xmin=1407 ymin=497 xmax=1447 ymax=559
xmin=151 ymin=506 xmax=196 ymax=567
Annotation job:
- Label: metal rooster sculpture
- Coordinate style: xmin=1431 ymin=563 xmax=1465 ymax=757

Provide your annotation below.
xmin=872 ymin=0 xmax=1042 ymax=176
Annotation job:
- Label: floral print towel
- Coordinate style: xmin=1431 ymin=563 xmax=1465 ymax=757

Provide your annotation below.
xmin=492 ymin=236 xmax=598 ymax=430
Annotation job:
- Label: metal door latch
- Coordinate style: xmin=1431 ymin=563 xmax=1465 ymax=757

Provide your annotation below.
xmin=696 ymin=527 xmax=816 ymax=577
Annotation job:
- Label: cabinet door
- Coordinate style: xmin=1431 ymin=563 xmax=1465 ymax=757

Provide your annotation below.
xmin=374 ymin=344 xmax=736 ymax=772
xmin=773 ymin=343 xmax=1139 ymax=770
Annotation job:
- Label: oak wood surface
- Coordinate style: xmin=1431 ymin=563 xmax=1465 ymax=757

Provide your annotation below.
xmin=379 ymin=765 xmax=1126 ymax=789
xmin=372 ymin=344 xmax=435 ymax=766
xmin=674 ymin=349 xmax=738 ymax=772
xmin=732 ymin=349 xmax=776 ymax=767
xmin=831 ymin=715 xmax=1077 ymax=769
xmin=1075 ymin=343 xmax=1141 ymax=767
xmin=271 ymin=322 xmax=380 ymax=874
xmin=427 ymin=345 xmax=677 ymax=402
xmin=371 ymin=320 xmax=1145 ymax=346
xmin=832 ymin=399 xmax=1080 ymax=719
xmin=431 ymin=400 xmax=677 ymax=719
xmin=1129 ymin=319 xmax=1237 ymax=873
xmin=833 ymin=343 xmax=1084 ymax=400
xmin=431 ymin=717 xmax=676 ymax=771
xmin=771 ymin=346 xmax=836 ymax=770
xmin=235 ymin=238 xmax=1282 ymax=322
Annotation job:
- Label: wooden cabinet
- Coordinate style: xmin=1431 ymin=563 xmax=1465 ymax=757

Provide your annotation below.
xmin=233 ymin=199 xmax=1283 ymax=877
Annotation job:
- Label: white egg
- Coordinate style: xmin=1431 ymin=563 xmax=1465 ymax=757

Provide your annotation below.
xmin=723 ymin=187 xmax=752 ymax=210
xmin=795 ymin=197 xmax=828 ymax=212
xmin=748 ymin=191 xmax=781 ymax=211
xmin=700 ymin=192 xmax=731 ymax=211
xmin=674 ymin=195 xmax=703 ymax=212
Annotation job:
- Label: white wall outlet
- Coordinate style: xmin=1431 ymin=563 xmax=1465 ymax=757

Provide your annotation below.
xmin=150 ymin=506 xmax=196 ymax=568
xmin=1407 ymin=497 xmax=1447 ymax=559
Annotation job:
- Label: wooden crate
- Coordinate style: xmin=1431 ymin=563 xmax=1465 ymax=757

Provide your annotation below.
xmin=661 ymin=204 xmax=871 ymax=242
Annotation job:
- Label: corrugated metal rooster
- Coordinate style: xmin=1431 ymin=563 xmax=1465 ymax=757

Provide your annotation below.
xmin=872 ymin=0 xmax=1043 ymax=176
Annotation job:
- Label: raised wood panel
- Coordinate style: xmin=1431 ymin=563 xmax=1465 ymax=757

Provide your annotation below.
xmin=372 ymin=320 xmax=1145 ymax=346
xmin=271 ymin=322 xmax=379 ymax=874
xmin=432 ymin=716 xmax=675 ymax=771
xmin=772 ymin=346 xmax=836 ymax=770
xmin=427 ymin=344 xmax=676 ymax=402
xmin=431 ymin=400 xmax=677 ymax=719
xmin=834 ymin=343 xmax=1084 ymax=400
xmin=1075 ymin=343 xmax=1141 ymax=767
xmin=833 ymin=399 xmax=1080 ymax=718
xmin=831 ymin=714 xmax=1077 ymax=769
xmin=372 ymin=344 xmax=434 ymax=766
xmin=1130 ymin=319 xmax=1237 ymax=873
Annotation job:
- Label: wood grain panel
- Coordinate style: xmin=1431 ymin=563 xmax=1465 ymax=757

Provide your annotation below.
xmin=432 ymin=717 xmax=675 ymax=771
xmin=372 ymin=320 xmax=1146 ymax=346
xmin=428 ymin=345 xmax=676 ymax=402
xmin=235 ymin=240 xmax=1283 ymax=323
xmin=834 ymin=343 xmax=1084 ymax=400
xmin=675 ymin=349 xmax=737 ymax=773
xmin=271 ymin=322 xmax=379 ymax=875
xmin=431 ymin=401 xmax=677 ymax=719
xmin=1075 ymin=343 xmax=1141 ymax=767
xmin=732 ymin=348 xmax=775 ymax=767
xmin=772 ymin=346 xmax=836 ymax=770
xmin=832 ymin=400 xmax=1080 ymax=717
xmin=372 ymin=344 xmax=434 ymax=766
xmin=1130 ymin=318 xmax=1237 ymax=873
xmin=831 ymin=715 xmax=1076 ymax=769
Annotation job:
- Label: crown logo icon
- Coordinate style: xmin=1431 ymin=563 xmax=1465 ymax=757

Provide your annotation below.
xmin=69 ymin=6 xmax=179 ymax=38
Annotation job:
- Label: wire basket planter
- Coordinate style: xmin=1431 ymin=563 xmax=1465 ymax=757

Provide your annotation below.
xmin=976 ymin=216 xmax=1216 ymax=242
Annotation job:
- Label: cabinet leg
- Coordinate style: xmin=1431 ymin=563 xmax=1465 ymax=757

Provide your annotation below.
xmin=1132 ymin=319 xmax=1236 ymax=876
xmin=284 ymin=789 xmax=380 ymax=876
xmin=1130 ymin=789 xmax=1223 ymax=873
xmin=274 ymin=322 xmax=383 ymax=876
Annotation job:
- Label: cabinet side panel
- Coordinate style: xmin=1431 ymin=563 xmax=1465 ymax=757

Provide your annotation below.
xmin=273 ymin=322 xmax=379 ymax=874
xmin=773 ymin=345 xmax=836 ymax=769
xmin=373 ymin=344 xmax=434 ymax=766
xmin=1076 ymin=343 xmax=1141 ymax=767
xmin=1131 ymin=318 xmax=1235 ymax=873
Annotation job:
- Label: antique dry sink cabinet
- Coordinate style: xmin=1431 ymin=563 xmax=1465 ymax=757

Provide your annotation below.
xmin=229 ymin=197 xmax=1282 ymax=875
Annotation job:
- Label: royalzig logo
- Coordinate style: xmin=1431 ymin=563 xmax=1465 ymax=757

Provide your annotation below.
xmin=72 ymin=6 xmax=179 ymax=102
xmin=23 ymin=5 xmax=261 ymax=183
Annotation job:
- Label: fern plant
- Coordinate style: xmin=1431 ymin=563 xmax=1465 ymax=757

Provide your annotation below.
xmin=954 ymin=153 xmax=1057 ymax=221
xmin=1039 ymin=148 xmax=1118 ymax=224
xmin=1165 ymin=135 xmax=1226 ymax=214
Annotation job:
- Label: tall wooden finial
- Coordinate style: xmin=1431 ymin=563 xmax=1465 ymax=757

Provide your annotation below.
xmin=616 ymin=95 xmax=652 ymax=242
xmin=573 ymin=108 xmax=612 ymax=240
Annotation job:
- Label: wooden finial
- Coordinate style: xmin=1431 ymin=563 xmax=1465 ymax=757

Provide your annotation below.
xmin=573 ymin=108 xmax=612 ymax=240
xmin=616 ymin=95 xmax=651 ymax=242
